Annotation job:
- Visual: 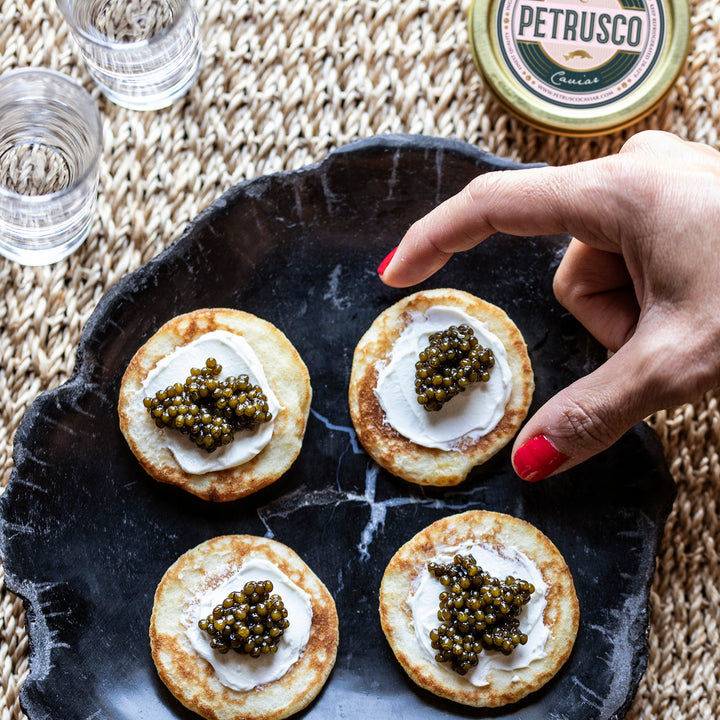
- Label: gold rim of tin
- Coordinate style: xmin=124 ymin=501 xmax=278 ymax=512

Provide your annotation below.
xmin=468 ymin=0 xmax=690 ymax=137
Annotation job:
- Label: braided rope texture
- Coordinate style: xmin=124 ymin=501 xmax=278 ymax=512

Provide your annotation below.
xmin=1 ymin=0 xmax=719 ymax=717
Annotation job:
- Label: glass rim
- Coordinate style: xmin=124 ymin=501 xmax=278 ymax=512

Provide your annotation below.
xmin=55 ymin=0 xmax=196 ymax=51
xmin=0 ymin=67 xmax=102 ymax=202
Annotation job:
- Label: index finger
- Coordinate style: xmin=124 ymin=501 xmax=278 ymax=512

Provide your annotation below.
xmin=379 ymin=159 xmax=622 ymax=288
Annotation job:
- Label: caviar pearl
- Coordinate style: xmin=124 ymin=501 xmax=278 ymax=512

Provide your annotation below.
xmin=414 ymin=326 xmax=495 ymax=412
xmin=198 ymin=580 xmax=289 ymax=656
xmin=428 ymin=554 xmax=533 ymax=675
xmin=143 ymin=358 xmax=272 ymax=452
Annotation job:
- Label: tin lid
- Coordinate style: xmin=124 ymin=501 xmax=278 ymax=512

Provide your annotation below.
xmin=468 ymin=0 xmax=690 ymax=136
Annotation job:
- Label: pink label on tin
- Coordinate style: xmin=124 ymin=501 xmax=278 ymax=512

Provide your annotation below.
xmin=496 ymin=0 xmax=666 ymax=108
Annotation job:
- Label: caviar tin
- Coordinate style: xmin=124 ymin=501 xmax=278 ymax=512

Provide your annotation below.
xmin=468 ymin=0 xmax=690 ymax=136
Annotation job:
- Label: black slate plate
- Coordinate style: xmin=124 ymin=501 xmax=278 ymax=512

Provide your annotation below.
xmin=0 ymin=135 xmax=674 ymax=720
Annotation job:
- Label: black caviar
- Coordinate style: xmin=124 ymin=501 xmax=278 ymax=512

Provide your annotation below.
xmin=143 ymin=357 xmax=272 ymax=452
xmin=428 ymin=554 xmax=534 ymax=675
xmin=414 ymin=325 xmax=494 ymax=412
xmin=198 ymin=580 xmax=289 ymax=656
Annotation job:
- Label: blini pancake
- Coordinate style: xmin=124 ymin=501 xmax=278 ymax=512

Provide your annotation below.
xmin=379 ymin=510 xmax=579 ymax=707
xmin=348 ymin=289 xmax=533 ymax=485
xmin=118 ymin=308 xmax=311 ymax=501
xmin=150 ymin=535 xmax=339 ymax=720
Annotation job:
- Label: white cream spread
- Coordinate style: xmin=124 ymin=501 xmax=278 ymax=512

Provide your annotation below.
xmin=407 ymin=542 xmax=549 ymax=687
xmin=374 ymin=307 xmax=512 ymax=450
xmin=185 ymin=557 xmax=313 ymax=691
xmin=140 ymin=330 xmax=281 ymax=474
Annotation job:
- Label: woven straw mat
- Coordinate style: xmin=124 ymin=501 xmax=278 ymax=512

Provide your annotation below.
xmin=1 ymin=0 xmax=719 ymax=718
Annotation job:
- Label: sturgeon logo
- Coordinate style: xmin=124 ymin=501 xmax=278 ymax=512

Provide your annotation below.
xmin=564 ymin=49 xmax=593 ymax=60
xmin=496 ymin=0 xmax=666 ymax=109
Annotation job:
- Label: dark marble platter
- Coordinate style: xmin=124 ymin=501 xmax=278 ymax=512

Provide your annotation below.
xmin=0 ymin=135 xmax=675 ymax=720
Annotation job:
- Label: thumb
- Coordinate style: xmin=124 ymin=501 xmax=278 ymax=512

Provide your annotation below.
xmin=511 ymin=337 xmax=664 ymax=482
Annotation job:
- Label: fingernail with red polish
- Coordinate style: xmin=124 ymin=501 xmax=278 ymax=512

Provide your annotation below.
xmin=513 ymin=435 xmax=569 ymax=482
xmin=377 ymin=246 xmax=398 ymax=276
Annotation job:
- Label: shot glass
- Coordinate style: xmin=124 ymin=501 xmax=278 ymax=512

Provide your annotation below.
xmin=0 ymin=69 xmax=102 ymax=266
xmin=56 ymin=0 xmax=202 ymax=111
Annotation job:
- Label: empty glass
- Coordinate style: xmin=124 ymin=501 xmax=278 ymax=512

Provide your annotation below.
xmin=0 ymin=69 xmax=102 ymax=266
xmin=56 ymin=0 xmax=202 ymax=110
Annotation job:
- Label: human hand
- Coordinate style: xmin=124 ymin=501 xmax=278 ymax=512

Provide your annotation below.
xmin=377 ymin=131 xmax=720 ymax=481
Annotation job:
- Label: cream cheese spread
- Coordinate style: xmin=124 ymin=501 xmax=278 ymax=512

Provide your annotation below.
xmin=374 ymin=307 xmax=512 ymax=449
xmin=407 ymin=542 xmax=549 ymax=687
xmin=140 ymin=330 xmax=281 ymax=474
xmin=185 ymin=557 xmax=313 ymax=691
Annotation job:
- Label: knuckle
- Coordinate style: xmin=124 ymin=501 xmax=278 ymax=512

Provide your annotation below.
xmin=464 ymin=171 xmax=511 ymax=211
xmin=462 ymin=174 xmax=492 ymax=209
xmin=552 ymin=262 xmax=575 ymax=309
xmin=620 ymin=129 xmax=663 ymax=154
xmin=557 ymin=398 xmax=623 ymax=450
